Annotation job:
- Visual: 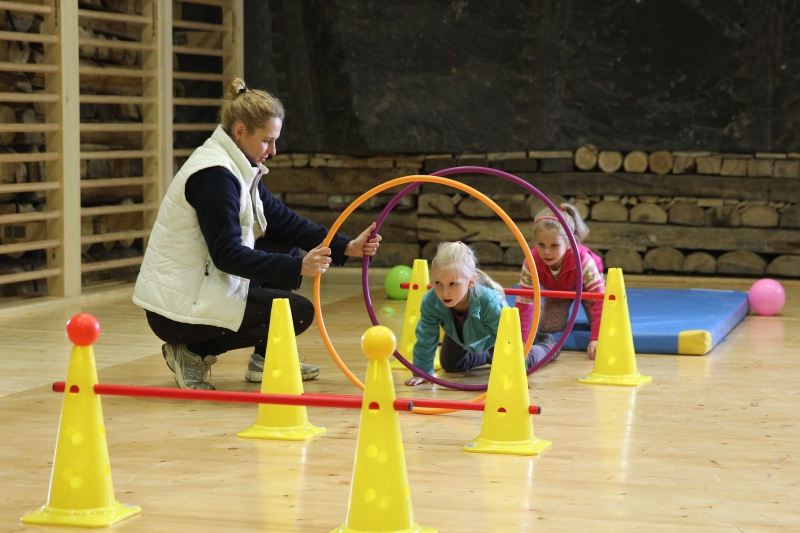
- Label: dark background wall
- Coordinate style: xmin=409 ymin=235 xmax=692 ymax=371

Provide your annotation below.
xmin=244 ymin=0 xmax=800 ymax=156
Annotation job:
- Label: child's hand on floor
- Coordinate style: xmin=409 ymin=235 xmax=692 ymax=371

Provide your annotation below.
xmin=587 ymin=340 xmax=598 ymax=360
xmin=405 ymin=376 xmax=430 ymax=386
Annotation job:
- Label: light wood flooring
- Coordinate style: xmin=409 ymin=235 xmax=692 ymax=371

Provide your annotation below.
xmin=1 ymin=269 xmax=798 ymax=532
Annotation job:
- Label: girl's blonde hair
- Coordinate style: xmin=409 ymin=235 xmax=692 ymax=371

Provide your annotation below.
xmin=219 ymin=78 xmax=285 ymax=134
xmin=532 ymin=203 xmax=589 ymax=243
xmin=431 ymin=241 xmax=504 ymax=299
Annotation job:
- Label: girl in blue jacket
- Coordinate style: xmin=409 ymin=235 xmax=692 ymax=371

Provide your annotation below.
xmin=405 ymin=241 xmax=553 ymax=386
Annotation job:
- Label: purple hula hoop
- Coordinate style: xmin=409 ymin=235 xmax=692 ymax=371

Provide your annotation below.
xmin=361 ymin=166 xmax=582 ymax=391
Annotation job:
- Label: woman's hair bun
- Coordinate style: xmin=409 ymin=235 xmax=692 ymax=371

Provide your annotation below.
xmin=227 ymin=78 xmax=247 ymax=97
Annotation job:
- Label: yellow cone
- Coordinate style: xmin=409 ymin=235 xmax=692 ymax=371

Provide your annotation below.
xmin=332 ymin=326 xmax=436 ymax=533
xmin=21 ymin=344 xmax=141 ymax=527
xmin=579 ymin=268 xmax=652 ymax=386
xmin=464 ymin=307 xmax=551 ymax=456
xmin=392 ymin=259 xmax=441 ymax=371
xmin=238 ymin=298 xmax=325 ymax=441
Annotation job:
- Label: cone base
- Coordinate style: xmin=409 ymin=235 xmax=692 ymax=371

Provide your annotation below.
xmin=463 ymin=435 xmax=552 ymax=456
xmin=331 ymin=523 xmax=437 ymax=533
xmin=238 ymin=423 xmax=326 ymax=441
xmin=21 ymin=501 xmax=141 ymax=528
xmin=578 ymin=372 xmax=652 ymax=386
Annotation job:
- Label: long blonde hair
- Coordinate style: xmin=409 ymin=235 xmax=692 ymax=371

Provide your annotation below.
xmin=430 ymin=241 xmax=504 ymax=299
xmin=532 ymin=203 xmax=588 ymax=243
xmin=219 ymin=78 xmax=285 ymax=134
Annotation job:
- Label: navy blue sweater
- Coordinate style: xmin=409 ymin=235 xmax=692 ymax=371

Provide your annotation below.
xmin=185 ymin=165 xmax=351 ymax=290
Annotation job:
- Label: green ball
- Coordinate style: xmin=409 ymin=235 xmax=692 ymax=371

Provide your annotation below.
xmin=384 ymin=265 xmax=413 ymax=300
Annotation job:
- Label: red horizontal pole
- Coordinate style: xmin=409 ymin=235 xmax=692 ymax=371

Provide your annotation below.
xmin=504 ymin=288 xmax=604 ymax=301
xmin=52 ymin=382 xmax=540 ymax=414
xmin=52 ymin=382 xmax=411 ymax=411
xmin=404 ymin=397 xmax=541 ymax=415
xmin=399 ymin=282 xmax=604 ymax=301
xmin=282 ymin=392 xmax=539 ymax=415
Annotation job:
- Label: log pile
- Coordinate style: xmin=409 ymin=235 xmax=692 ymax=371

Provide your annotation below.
xmin=265 ymin=148 xmax=800 ymax=278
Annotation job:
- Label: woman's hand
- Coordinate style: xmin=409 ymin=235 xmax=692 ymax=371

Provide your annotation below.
xmin=587 ymin=340 xmax=598 ymax=360
xmin=405 ymin=376 xmax=430 ymax=386
xmin=345 ymin=223 xmax=382 ymax=257
xmin=301 ymin=245 xmax=332 ymax=276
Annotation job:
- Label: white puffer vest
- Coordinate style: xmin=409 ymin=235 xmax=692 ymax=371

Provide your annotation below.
xmin=133 ymin=125 xmax=268 ymax=331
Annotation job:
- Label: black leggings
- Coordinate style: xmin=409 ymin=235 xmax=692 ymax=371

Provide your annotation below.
xmin=145 ymin=287 xmax=314 ymax=357
xmin=145 ymin=240 xmax=311 ymax=357
xmin=438 ymin=334 xmax=493 ymax=372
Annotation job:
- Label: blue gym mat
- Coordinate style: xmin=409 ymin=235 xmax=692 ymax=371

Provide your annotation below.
xmin=506 ymin=288 xmax=749 ymax=355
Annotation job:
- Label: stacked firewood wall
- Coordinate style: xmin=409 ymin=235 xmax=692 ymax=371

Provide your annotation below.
xmin=265 ymin=148 xmax=800 ymax=278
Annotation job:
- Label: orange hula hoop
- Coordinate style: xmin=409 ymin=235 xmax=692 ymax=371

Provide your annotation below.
xmin=313 ymin=175 xmax=540 ymax=414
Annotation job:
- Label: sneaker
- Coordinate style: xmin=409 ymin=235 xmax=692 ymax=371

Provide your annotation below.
xmin=245 ymin=351 xmax=320 ymax=382
xmin=162 ymin=343 xmax=217 ymax=390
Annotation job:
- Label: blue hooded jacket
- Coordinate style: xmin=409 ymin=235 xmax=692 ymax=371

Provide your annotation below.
xmin=412 ymin=283 xmax=507 ymax=375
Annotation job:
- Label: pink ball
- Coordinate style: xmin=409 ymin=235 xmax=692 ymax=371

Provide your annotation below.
xmin=66 ymin=313 xmax=101 ymax=346
xmin=748 ymin=279 xmax=786 ymax=316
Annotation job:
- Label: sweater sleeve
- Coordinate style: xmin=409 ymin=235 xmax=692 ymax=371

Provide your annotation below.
xmin=186 ymin=166 xmax=348 ymax=288
xmin=258 ymin=179 xmax=351 ymax=265
xmin=580 ymin=250 xmax=606 ymax=340
xmin=514 ymin=258 xmax=535 ymax=342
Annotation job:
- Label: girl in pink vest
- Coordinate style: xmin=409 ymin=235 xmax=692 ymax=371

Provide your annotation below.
xmin=515 ymin=203 xmax=605 ymax=359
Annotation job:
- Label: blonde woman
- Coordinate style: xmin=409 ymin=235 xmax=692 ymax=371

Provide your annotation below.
xmin=134 ymin=79 xmax=381 ymax=390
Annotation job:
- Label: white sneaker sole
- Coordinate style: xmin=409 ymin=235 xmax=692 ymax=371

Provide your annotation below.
xmin=245 ymin=368 xmax=319 ymax=382
xmin=301 ymin=368 xmax=319 ymax=381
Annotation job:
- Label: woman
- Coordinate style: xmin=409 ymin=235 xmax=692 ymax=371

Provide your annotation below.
xmin=133 ymin=78 xmax=381 ymax=390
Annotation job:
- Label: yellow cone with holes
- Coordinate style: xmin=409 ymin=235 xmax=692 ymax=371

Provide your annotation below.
xmin=21 ymin=344 xmax=141 ymax=527
xmin=464 ymin=307 xmax=551 ymax=456
xmin=393 ymin=259 xmax=441 ymax=371
xmin=579 ymin=268 xmax=652 ymax=386
xmin=238 ymin=298 xmax=325 ymax=440
xmin=332 ymin=326 xmax=436 ymax=533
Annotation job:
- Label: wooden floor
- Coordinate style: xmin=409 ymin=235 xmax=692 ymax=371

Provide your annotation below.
xmin=1 ymin=269 xmax=798 ymax=532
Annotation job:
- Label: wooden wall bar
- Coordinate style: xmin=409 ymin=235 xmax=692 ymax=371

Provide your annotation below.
xmin=0 ymin=0 xmax=243 ymax=306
